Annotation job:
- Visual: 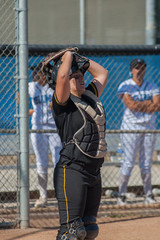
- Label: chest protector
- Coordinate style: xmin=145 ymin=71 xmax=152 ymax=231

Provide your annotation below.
xmin=70 ymin=90 xmax=107 ymax=158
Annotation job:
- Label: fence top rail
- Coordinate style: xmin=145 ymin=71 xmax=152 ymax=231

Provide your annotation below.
xmin=26 ymin=44 xmax=160 ymax=55
xmin=1 ymin=44 xmax=160 ymax=56
xmin=1 ymin=129 xmax=160 ymax=134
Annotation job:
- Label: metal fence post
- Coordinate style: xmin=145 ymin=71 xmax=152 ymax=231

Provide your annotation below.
xmin=80 ymin=0 xmax=85 ymax=44
xmin=145 ymin=0 xmax=156 ymax=44
xmin=17 ymin=0 xmax=29 ymax=228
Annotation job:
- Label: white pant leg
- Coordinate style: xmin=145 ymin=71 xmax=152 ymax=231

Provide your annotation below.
xmin=139 ymin=133 xmax=156 ymax=197
xmin=31 ymin=132 xmax=49 ymax=175
xmin=119 ymin=133 xmax=141 ymax=196
xmin=48 ymin=133 xmax=62 ymax=167
xmin=31 ymin=132 xmax=50 ymax=199
xmin=37 ymin=173 xmax=48 ymax=199
xmin=120 ymin=133 xmax=141 ymax=176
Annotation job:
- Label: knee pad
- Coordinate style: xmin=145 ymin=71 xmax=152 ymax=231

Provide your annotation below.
xmin=56 ymin=218 xmax=87 ymax=240
xmin=83 ymin=216 xmax=99 ymax=239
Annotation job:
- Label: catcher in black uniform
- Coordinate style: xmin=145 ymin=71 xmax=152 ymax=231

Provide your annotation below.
xmin=42 ymin=47 xmax=108 ymax=240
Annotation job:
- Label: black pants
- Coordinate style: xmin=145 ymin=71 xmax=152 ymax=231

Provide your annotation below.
xmin=54 ymin=161 xmax=102 ymax=225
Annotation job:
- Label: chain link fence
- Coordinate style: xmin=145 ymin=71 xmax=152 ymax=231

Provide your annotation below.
xmin=27 ymin=46 xmax=160 ymax=228
xmin=0 ymin=0 xmax=19 ymax=228
xmin=1 ymin=0 xmax=160 ymax=229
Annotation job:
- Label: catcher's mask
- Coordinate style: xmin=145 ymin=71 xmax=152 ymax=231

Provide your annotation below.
xmin=44 ymin=53 xmax=90 ymax=90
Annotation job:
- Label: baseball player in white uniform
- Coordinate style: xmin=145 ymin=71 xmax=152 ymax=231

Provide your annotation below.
xmin=117 ymin=58 xmax=160 ymax=205
xmin=29 ymin=63 xmax=62 ymax=208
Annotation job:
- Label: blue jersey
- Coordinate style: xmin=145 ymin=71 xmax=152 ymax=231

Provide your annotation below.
xmin=117 ymin=78 xmax=160 ymax=129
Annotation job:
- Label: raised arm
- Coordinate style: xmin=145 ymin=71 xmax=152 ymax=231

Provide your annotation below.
xmin=88 ymin=59 xmax=108 ymax=97
xmin=55 ymin=51 xmax=73 ymax=104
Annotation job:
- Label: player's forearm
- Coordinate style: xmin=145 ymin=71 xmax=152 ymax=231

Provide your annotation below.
xmin=123 ymin=93 xmax=160 ymax=113
xmin=129 ymin=100 xmax=160 ymax=113
xmin=128 ymin=100 xmax=152 ymax=112
xmin=58 ymin=51 xmax=73 ymax=80
xmin=56 ymin=52 xmax=73 ymax=103
xmin=88 ymin=60 xmax=108 ymax=81
xmin=88 ymin=59 xmax=108 ymax=96
xmin=145 ymin=102 xmax=160 ymax=113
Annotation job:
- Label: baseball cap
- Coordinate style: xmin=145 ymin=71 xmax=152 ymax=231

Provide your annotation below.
xmin=130 ymin=58 xmax=146 ymax=70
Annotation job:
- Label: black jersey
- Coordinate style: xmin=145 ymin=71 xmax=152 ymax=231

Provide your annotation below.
xmin=52 ymin=82 xmax=104 ymax=167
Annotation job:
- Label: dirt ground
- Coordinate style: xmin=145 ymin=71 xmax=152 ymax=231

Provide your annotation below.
xmin=0 ymin=216 xmax=160 ymax=240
